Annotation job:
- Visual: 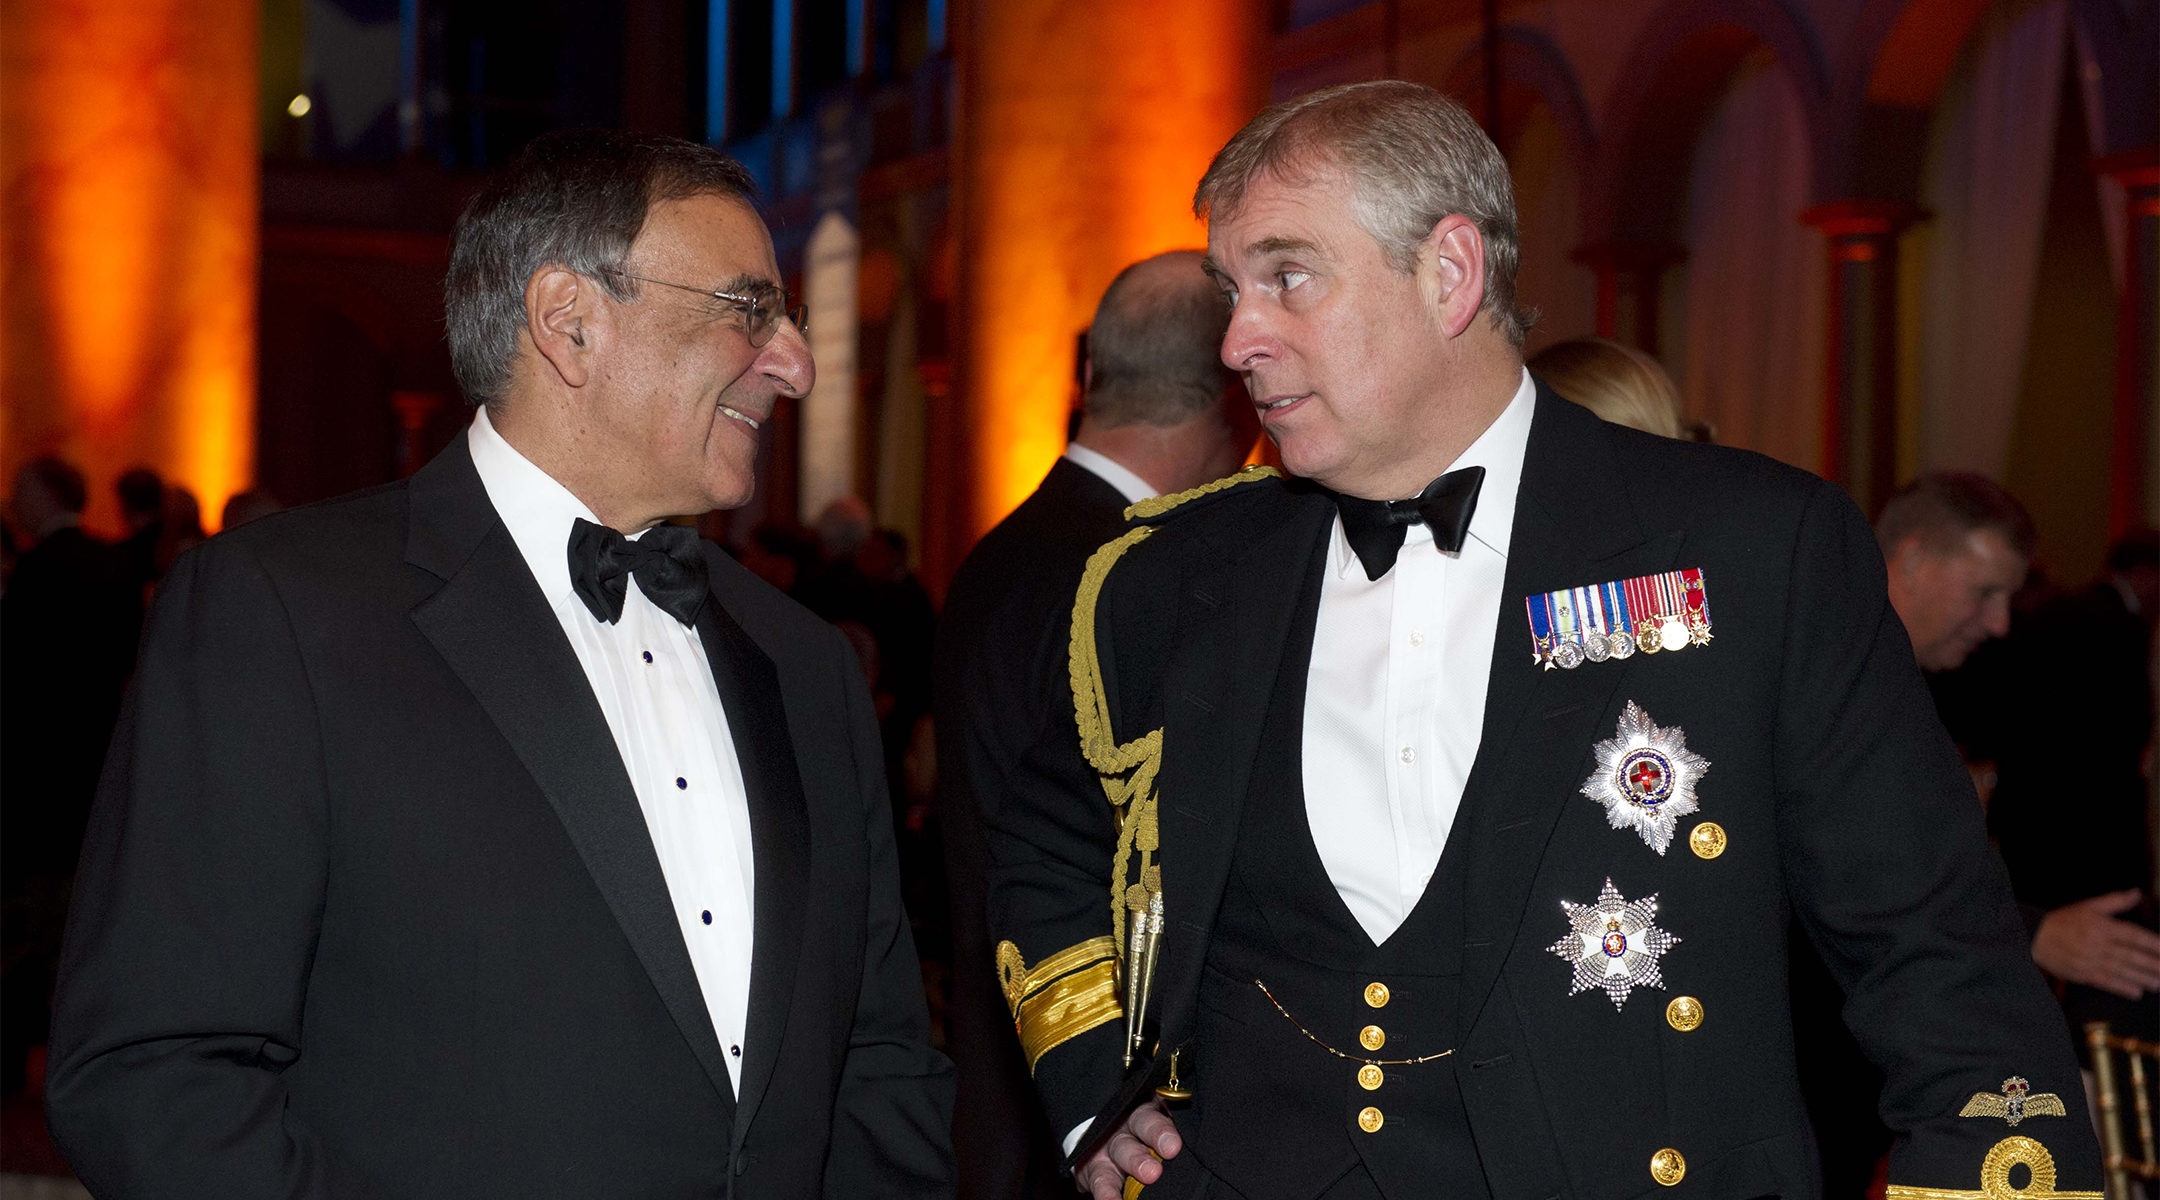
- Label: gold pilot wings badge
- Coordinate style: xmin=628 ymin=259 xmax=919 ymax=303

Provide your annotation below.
xmin=1582 ymin=702 xmax=1711 ymax=855
xmin=1958 ymin=1077 xmax=2068 ymax=1127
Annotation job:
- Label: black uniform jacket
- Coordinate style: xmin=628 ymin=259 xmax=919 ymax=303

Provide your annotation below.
xmin=983 ymin=384 xmax=2100 ymax=1198
xmin=47 ymin=438 xmax=955 ymax=1199
xmin=934 ymin=457 xmax=1137 ymax=1195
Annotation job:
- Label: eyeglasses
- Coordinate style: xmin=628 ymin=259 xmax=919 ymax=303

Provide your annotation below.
xmin=606 ymin=270 xmax=808 ymax=347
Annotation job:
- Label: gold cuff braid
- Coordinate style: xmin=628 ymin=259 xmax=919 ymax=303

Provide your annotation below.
xmin=997 ymin=938 xmax=1124 ymax=1074
xmin=1885 ymin=1137 xmax=2102 ymax=1200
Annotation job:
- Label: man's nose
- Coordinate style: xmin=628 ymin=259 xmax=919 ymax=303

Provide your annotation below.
xmin=1220 ymin=304 xmax=1277 ymax=372
xmin=760 ymin=319 xmax=815 ymax=399
xmin=1983 ymin=595 xmax=2012 ymax=638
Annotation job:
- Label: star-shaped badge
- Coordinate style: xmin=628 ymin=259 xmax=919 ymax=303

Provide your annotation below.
xmin=1548 ymin=878 xmax=1679 ymax=1009
xmin=1580 ymin=701 xmax=1710 ymax=855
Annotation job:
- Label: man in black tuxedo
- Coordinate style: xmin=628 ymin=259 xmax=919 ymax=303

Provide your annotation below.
xmin=48 ymin=130 xmax=953 ymax=1198
xmin=934 ymin=251 xmax=1256 ymax=1199
xmin=984 ymin=82 xmax=2101 ymax=1200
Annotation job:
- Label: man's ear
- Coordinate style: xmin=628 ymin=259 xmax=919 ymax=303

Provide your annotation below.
xmin=1417 ymin=214 xmax=1488 ymax=340
xmin=525 ymin=266 xmax=595 ymax=389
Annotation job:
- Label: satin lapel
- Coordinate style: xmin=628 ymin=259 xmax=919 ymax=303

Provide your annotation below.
xmin=1154 ymin=488 xmax=1336 ymax=1048
xmin=404 ymin=445 xmax=738 ymax=1109
xmin=692 ymin=591 xmax=811 ymax=1143
xmin=1456 ymin=389 xmax=1684 ymax=1030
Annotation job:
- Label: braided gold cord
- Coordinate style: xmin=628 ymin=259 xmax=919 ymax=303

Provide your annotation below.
xmin=1121 ymin=464 xmax=1281 ymax=522
xmin=1069 ymin=527 xmax=1163 ymax=960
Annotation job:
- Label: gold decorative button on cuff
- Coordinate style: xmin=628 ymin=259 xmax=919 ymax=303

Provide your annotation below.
xmin=1359 ymin=1025 xmax=1386 ymax=1051
xmin=1650 ymin=1148 xmax=1687 ymax=1186
xmin=1666 ymin=996 xmax=1704 ymax=1032
xmin=1358 ymin=1064 xmax=1384 ymax=1090
xmin=1364 ymin=982 xmax=1390 ymax=1009
xmin=1358 ymin=1106 xmax=1385 ymax=1133
xmin=1689 ymin=822 xmax=1727 ymax=859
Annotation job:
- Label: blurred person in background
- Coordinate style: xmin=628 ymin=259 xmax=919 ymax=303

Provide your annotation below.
xmin=150 ymin=484 xmax=204 ymax=581
xmin=1987 ymin=529 xmax=2159 ymax=1039
xmin=1528 ymin=336 xmax=1684 ymax=439
xmin=1 ymin=457 xmax=137 ymax=1097
xmin=113 ymin=467 xmax=165 ymax=592
xmin=934 ymin=248 xmax=1256 ymax=1200
xmin=219 ymin=487 xmax=282 ymax=530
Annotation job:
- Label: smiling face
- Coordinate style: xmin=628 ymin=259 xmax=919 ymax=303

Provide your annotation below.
xmin=1204 ymin=164 xmax=1464 ymax=499
xmin=588 ymin=192 xmax=813 ymax=518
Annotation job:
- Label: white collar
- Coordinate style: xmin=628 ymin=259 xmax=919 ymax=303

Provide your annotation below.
xmin=1329 ymin=367 xmax=1536 ymax=579
xmin=1063 ymin=442 xmax=1158 ymax=505
xmin=466 ymin=405 xmax=615 ymax=606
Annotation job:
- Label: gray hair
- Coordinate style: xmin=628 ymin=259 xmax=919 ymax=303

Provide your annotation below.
xmin=1084 ymin=251 xmax=1235 ymax=428
xmin=1875 ymin=472 xmax=2037 ymax=561
xmin=1193 ymin=80 xmax=1533 ymax=346
xmin=444 ymin=129 xmax=759 ymax=405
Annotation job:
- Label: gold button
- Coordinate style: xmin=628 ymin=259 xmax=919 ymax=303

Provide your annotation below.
xmin=1358 ymin=1064 xmax=1384 ymax=1090
xmin=1359 ymin=1025 xmax=1386 ymax=1051
xmin=1364 ymin=982 xmax=1390 ymax=1008
xmin=1650 ymin=1148 xmax=1686 ymax=1186
xmin=1689 ymin=822 xmax=1727 ymax=859
xmin=1358 ymin=1106 xmax=1384 ymax=1133
xmin=1666 ymin=996 xmax=1704 ymax=1032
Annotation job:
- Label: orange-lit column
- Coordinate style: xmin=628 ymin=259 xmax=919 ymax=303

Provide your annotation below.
xmin=938 ymin=0 xmax=1267 ymax=577
xmin=2094 ymin=148 xmax=2158 ymax=535
xmin=1802 ymin=200 xmax=1923 ymax=519
xmin=2 ymin=0 xmax=259 ymax=533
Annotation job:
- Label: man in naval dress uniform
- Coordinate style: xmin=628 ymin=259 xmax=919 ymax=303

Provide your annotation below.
xmin=979 ymin=81 xmax=2103 ymax=1200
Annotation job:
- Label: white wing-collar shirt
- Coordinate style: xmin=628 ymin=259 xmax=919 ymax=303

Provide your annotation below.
xmin=1304 ymin=368 xmax=1536 ymax=944
xmin=1063 ymin=442 xmax=1158 ymax=505
xmin=467 ymin=406 xmax=757 ymax=1093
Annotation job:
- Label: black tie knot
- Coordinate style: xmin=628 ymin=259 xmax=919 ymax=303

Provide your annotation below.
xmin=1333 ymin=465 xmax=1486 ymax=582
xmin=567 ymin=518 xmax=709 ymax=626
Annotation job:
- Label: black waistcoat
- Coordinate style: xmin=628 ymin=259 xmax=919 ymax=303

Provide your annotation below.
xmin=1180 ymin=540 xmax=1492 ymax=1200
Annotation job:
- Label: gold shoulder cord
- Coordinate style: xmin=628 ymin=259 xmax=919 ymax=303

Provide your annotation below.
xmin=994 ymin=467 xmax=1282 ymax=1079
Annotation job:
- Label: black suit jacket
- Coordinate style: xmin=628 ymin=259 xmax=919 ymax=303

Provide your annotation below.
xmin=986 ymin=385 xmax=2101 ymax=1197
xmin=48 ymin=439 xmax=954 ymax=1198
xmin=935 ymin=456 xmax=1134 ymax=1199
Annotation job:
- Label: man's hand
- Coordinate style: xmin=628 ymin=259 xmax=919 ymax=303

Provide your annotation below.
xmin=1074 ymin=1099 xmax=1181 ymax=1200
xmin=2031 ymin=890 xmax=2160 ymax=1000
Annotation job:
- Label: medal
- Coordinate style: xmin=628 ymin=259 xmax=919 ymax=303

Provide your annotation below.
xmin=1547 ymin=878 xmax=1679 ymax=1009
xmin=1581 ymin=701 xmax=1710 ymax=854
xmin=1523 ymin=569 xmax=1716 ymax=670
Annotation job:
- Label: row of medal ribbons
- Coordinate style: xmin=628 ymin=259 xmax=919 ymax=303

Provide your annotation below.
xmin=1524 ymin=568 xmax=1713 ymax=670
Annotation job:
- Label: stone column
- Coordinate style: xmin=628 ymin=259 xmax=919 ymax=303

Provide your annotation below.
xmin=1 ymin=0 xmax=259 ymax=531
xmin=2095 ymin=149 xmax=2158 ymax=533
xmin=940 ymin=0 xmax=1267 ymax=575
xmin=1571 ymin=242 xmax=1685 ymax=357
xmin=1801 ymin=200 xmax=1924 ymax=516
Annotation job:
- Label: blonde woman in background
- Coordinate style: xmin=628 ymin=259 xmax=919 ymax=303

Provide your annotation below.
xmin=1529 ymin=336 xmax=1686 ymax=439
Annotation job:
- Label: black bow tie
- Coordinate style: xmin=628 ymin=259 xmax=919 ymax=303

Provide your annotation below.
xmin=1333 ymin=465 xmax=1486 ymax=582
xmin=567 ymin=518 xmax=709 ymax=626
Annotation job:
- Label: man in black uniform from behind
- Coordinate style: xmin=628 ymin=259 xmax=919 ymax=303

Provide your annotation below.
xmin=984 ymin=82 xmax=2104 ymax=1200
xmin=936 ymin=250 xmax=1257 ymax=1199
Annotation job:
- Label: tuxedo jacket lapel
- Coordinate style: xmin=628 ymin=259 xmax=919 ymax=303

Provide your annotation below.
xmin=1155 ymin=486 xmax=1336 ymax=1048
xmin=692 ymin=588 xmax=811 ymax=1143
xmin=1455 ymin=387 xmax=1685 ymax=1029
xmin=403 ymin=443 xmax=739 ymax=1108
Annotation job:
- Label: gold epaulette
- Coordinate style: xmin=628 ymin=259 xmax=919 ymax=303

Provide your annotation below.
xmin=1122 ymin=464 xmax=1281 ymax=523
xmin=996 ymin=937 xmax=1122 ymax=1073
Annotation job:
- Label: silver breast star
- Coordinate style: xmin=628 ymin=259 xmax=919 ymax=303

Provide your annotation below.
xmin=1581 ymin=701 xmax=1710 ymax=855
xmin=1548 ymin=878 xmax=1680 ymax=1009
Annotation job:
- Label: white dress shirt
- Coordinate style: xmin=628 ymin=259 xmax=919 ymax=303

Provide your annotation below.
xmin=467 ymin=407 xmax=757 ymax=1093
xmin=1063 ymin=442 xmax=1158 ymax=505
xmin=1303 ymin=369 xmax=1536 ymax=944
